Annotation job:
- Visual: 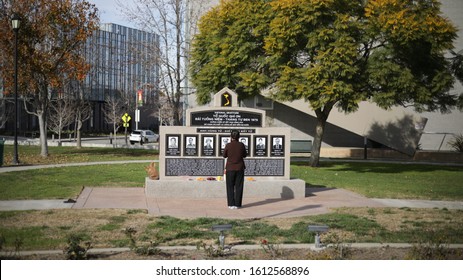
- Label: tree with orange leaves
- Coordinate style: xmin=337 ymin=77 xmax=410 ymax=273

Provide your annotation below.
xmin=0 ymin=0 xmax=99 ymax=157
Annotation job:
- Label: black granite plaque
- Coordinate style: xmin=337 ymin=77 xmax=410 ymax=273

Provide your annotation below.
xmin=165 ymin=158 xmax=224 ymax=176
xmin=197 ymin=128 xmax=256 ymax=134
xmin=254 ymin=135 xmax=267 ymax=157
xmin=219 ymin=135 xmax=230 ymax=156
xmin=190 ymin=110 xmax=262 ymax=127
xmin=239 ymin=136 xmax=251 ymax=156
xmin=221 ymin=92 xmax=232 ymax=107
xmin=270 ymin=136 xmax=285 ymax=157
xmin=166 ymin=134 xmax=181 ymax=156
xmin=244 ymin=159 xmax=285 ymax=176
xmin=184 ymin=135 xmax=198 ymax=156
xmin=201 ymin=135 xmax=216 ymax=156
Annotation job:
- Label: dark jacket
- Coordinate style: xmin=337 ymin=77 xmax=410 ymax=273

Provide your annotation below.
xmin=223 ymin=140 xmax=247 ymax=171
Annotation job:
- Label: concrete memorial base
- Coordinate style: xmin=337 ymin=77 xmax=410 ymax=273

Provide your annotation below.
xmin=145 ymin=178 xmax=306 ymax=199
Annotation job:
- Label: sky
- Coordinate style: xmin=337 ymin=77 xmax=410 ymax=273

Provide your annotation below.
xmin=88 ymin=0 xmax=137 ymax=28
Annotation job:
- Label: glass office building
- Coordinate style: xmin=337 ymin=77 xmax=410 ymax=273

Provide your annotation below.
xmin=1 ymin=23 xmax=160 ymax=134
xmin=83 ymin=23 xmax=160 ymax=131
xmin=85 ymin=24 xmax=159 ymax=101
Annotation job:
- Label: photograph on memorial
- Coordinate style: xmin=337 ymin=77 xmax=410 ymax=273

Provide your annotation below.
xmin=166 ymin=134 xmax=181 ymax=156
xmin=254 ymin=135 xmax=267 ymax=157
xmin=239 ymin=135 xmax=250 ymax=155
xmin=219 ymin=135 xmax=231 ymax=156
xmin=184 ymin=135 xmax=198 ymax=156
xmin=270 ymin=135 xmax=285 ymax=157
xmin=201 ymin=135 xmax=216 ymax=157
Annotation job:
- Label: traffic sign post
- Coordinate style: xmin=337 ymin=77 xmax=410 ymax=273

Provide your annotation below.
xmin=122 ymin=113 xmax=131 ymax=124
xmin=122 ymin=113 xmax=132 ymax=145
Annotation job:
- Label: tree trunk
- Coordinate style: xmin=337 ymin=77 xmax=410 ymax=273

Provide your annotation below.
xmin=309 ymin=116 xmax=326 ymax=167
xmin=76 ymin=119 xmax=82 ymax=149
xmin=113 ymin=124 xmax=117 ymax=148
xmin=309 ymin=103 xmax=334 ymax=167
xmin=58 ymin=119 xmax=62 ymax=146
xmin=75 ymin=110 xmax=83 ymax=149
xmin=172 ymin=102 xmax=181 ymax=125
xmin=75 ymin=100 xmax=91 ymax=149
xmin=37 ymin=111 xmax=49 ymax=157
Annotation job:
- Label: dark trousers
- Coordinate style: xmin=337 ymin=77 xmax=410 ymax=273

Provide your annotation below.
xmin=226 ymin=170 xmax=245 ymax=207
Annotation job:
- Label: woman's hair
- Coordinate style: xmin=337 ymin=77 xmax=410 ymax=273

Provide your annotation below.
xmin=230 ymin=129 xmax=240 ymax=140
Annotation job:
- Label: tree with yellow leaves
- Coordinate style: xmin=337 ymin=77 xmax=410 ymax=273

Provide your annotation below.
xmin=190 ymin=0 xmax=460 ymax=167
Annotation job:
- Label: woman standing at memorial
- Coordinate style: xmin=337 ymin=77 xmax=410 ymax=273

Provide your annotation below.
xmin=223 ymin=130 xmax=247 ymax=209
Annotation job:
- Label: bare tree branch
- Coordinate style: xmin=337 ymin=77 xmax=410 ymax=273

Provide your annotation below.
xmin=48 ymin=97 xmax=75 ymax=144
xmin=117 ymin=0 xmax=209 ymax=125
xmin=103 ymin=94 xmax=129 ymax=147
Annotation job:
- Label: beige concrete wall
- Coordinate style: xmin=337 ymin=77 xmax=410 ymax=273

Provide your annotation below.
xmin=415 ymin=0 xmax=463 ymax=151
xmin=277 ymin=99 xmax=427 ymax=155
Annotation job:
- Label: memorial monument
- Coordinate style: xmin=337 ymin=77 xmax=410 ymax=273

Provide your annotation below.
xmin=145 ymin=88 xmax=306 ymax=199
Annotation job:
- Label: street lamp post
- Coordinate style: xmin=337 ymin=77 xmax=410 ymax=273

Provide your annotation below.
xmin=11 ymin=14 xmax=21 ymax=165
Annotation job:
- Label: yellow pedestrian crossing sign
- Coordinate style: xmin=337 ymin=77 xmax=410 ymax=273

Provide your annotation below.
xmin=122 ymin=113 xmax=131 ymax=127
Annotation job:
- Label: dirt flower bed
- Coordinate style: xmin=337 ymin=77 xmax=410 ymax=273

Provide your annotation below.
xmin=2 ymin=208 xmax=463 ymax=260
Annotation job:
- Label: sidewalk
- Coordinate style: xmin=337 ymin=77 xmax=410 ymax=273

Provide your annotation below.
xmin=2 ymin=186 xmax=462 ymax=218
xmin=73 ymin=186 xmax=388 ymax=218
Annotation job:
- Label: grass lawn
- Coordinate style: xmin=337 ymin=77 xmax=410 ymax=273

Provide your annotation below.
xmin=1 ymin=146 xmax=463 ymax=256
xmin=1 ymin=145 xmax=158 ymax=166
xmin=0 ymin=146 xmax=462 ymax=200
xmin=0 ymin=163 xmax=148 ymax=200
xmin=291 ymin=161 xmax=463 ymax=200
